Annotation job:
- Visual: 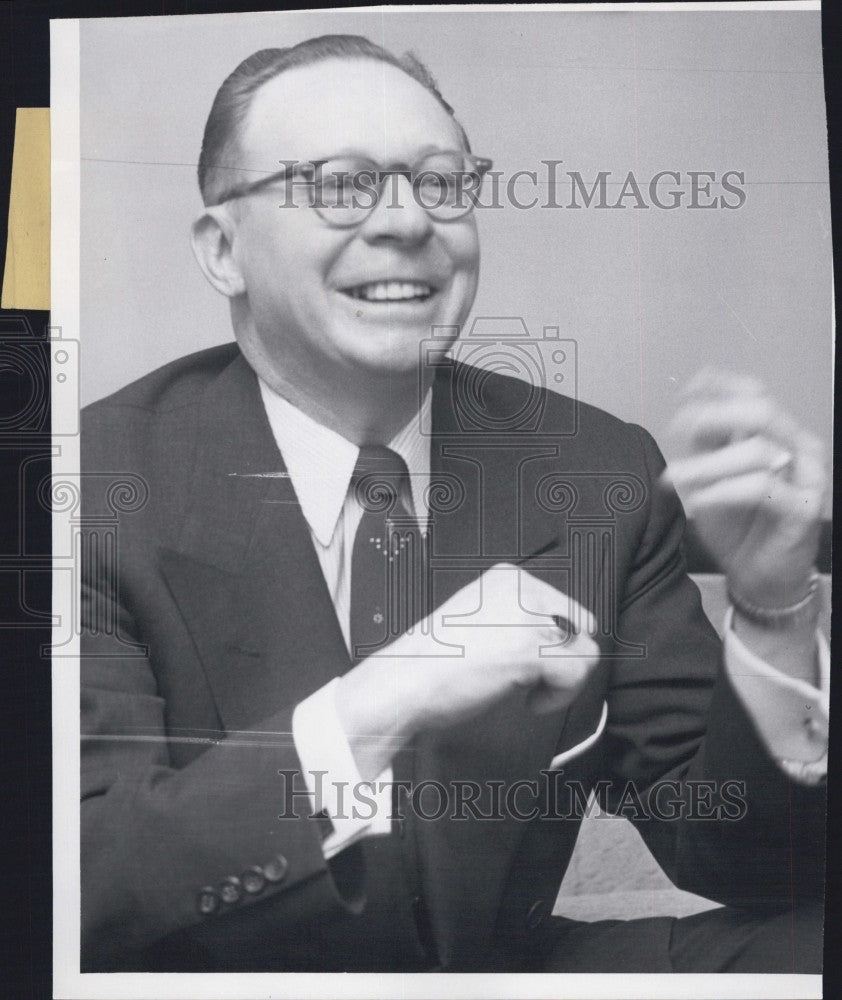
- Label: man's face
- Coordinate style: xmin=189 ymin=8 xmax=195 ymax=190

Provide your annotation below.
xmin=226 ymin=58 xmax=480 ymax=384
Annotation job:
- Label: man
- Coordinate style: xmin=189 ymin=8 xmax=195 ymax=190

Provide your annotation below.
xmin=80 ymin=34 xmax=827 ymax=973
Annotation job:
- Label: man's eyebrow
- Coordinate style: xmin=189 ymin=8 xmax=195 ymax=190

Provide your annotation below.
xmin=294 ymin=144 xmax=462 ymax=164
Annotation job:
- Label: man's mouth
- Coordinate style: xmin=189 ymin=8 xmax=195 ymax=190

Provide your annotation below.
xmin=340 ymin=281 xmax=436 ymax=303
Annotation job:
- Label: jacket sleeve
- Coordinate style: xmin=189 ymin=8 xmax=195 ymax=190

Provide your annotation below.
xmin=599 ymin=423 xmax=825 ymax=910
xmin=80 ymin=584 xmax=363 ymax=970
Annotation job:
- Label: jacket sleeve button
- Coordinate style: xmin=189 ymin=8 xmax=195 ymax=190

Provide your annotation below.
xmin=219 ymin=876 xmax=242 ymax=905
xmin=197 ymin=886 xmax=220 ymax=916
xmin=241 ymin=865 xmax=267 ymax=895
xmin=264 ymin=854 xmax=289 ymax=883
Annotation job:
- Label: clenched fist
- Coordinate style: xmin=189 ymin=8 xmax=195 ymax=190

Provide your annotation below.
xmin=338 ymin=563 xmax=600 ymax=780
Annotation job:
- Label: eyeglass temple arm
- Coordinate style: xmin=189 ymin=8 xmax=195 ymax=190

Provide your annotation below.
xmin=211 ymin=161 xmax=324 ymax=206
xmin=212 ymin=155 xmax=494 ymax=206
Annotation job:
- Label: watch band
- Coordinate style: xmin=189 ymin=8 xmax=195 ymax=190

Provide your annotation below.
xmin=728 ymin=570 xmax=821 ymax=629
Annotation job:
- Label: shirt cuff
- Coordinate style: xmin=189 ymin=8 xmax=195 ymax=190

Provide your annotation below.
xmin=292 ymin=678 xmax=393 ymax=859
xmin=723 ymin=606 xmax=828 ymax=780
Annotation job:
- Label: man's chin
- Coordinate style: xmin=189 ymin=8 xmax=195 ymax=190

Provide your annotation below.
xmin=343 ymin=348 xmax=427 ymax=380
xmin=334 ymin=326 xmax=452 ymax=377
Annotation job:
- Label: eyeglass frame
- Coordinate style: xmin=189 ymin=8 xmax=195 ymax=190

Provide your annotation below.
xmin=208 ymin=150 xmax=494 ymax=226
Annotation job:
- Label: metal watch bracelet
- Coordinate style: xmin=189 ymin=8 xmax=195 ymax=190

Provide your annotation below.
xmin=727 ymin=570 xmax=822 ymax=629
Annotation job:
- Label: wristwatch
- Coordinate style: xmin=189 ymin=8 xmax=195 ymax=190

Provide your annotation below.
xmin=728 ymin=571 xmax=821 ymax=630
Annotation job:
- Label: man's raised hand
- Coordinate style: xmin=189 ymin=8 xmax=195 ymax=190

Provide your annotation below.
xmin=662 ymin=368 xmax=826 ymax=610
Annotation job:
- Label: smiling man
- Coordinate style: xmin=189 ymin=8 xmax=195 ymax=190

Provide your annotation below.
xmin=193 ymin=43 xmax=481 ymax=444
xmin=80 ymin=35 xmax=827 ymax=974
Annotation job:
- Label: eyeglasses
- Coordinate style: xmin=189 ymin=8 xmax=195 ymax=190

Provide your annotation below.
xmin=212 ymin=150 xmax=493 ymax=226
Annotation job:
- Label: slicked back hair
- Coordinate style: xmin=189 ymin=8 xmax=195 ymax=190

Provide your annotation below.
xmin=197 ymin=34 xmax=470 ymax=206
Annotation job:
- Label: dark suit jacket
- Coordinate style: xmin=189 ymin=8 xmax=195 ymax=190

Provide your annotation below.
xmin=80 ymin=344 xmax=824 ymax=971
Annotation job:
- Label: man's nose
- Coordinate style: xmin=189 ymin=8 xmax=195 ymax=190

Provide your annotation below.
xmin=359 ymin=172 xmax=434 ymax=244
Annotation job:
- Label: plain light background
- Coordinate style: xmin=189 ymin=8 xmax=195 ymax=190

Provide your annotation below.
xmin=79 ymin=8 xmax=832 ymax=476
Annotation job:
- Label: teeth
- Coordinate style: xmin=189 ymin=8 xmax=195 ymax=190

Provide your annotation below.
xmin=346 ymin=281 xmax=432 ymax=302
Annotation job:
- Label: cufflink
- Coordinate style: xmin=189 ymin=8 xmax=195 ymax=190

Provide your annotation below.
xmin=728 ymin=571 xmax=821 ymax=630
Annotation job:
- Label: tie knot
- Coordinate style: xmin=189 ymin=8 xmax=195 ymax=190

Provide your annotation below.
xmin=353 ymin=445 xmax=408 ymax=481
xmin=352 ymin=445 xmax=412 ymax=515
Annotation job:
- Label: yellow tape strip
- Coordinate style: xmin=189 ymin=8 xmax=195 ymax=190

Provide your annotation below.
xmin=2 ymin=108 xmax=50 ymax=310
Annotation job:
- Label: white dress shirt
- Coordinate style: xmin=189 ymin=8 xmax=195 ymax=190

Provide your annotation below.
xmin=258 ymin=379 xmax=829 ymax=860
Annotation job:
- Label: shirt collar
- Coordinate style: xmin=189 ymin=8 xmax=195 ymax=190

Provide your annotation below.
xmin=258 ymin=379 xmax=432 ymax=548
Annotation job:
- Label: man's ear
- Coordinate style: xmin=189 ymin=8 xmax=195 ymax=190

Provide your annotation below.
xmin=190 ymin=207 xmax=246 ymax=298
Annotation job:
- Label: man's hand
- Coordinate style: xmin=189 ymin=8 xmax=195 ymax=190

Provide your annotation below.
xmin=663 ymin=369 xmax=826 ymax=609
xmin=337 ymin=564 xmax=600 ymax=780
xmin=663 ymin=369 xmax=827 ymax=685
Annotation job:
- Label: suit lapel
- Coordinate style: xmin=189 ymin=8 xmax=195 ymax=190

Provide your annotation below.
xmin=415 ymin=364 xmax=587 ymax=966
xmin=160 ymin=353 xmax=349 ymax=732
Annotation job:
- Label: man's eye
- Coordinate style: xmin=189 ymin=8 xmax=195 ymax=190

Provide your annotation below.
xmin=316 ymin=174 xmax=347 ymax=198
xmin=416 ymin=171 xmax=462 ymax=200
xmin=417 ymin=173 xmax=446 ymax=192
xmin=316 ymin=168 xmax=368 ymax=203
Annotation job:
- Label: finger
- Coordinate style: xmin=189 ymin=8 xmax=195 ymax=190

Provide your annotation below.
xmin=663 ymin=435 xmax=792 ymax=492
xmin=665 ymin=428 xmax=826 ymax=506
xmin=528 ymin=643 xmax=600 ymax=713
xmin=682 ymin=469 xmax=821 ymax=520
xmin=668 ymin=397 xmax=804 ymax=455
xmin=541 ymin=629 xmax=601 ymax=662
xmin=465 ymin=565 xmax=597 ymax=636
xmin=527 ymin=678 xmax=585 ymax=715
xmin=517 ymin=569 xmax=597 ymax=636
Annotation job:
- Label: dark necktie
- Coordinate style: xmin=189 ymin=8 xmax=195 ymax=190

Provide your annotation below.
xmin=347 ymin=446 xmax=440 ymax=964
xmin=349 ymin=445 xmax=427 ymax=663
xmin=347 ymin=446 xmax=438 ymax=963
